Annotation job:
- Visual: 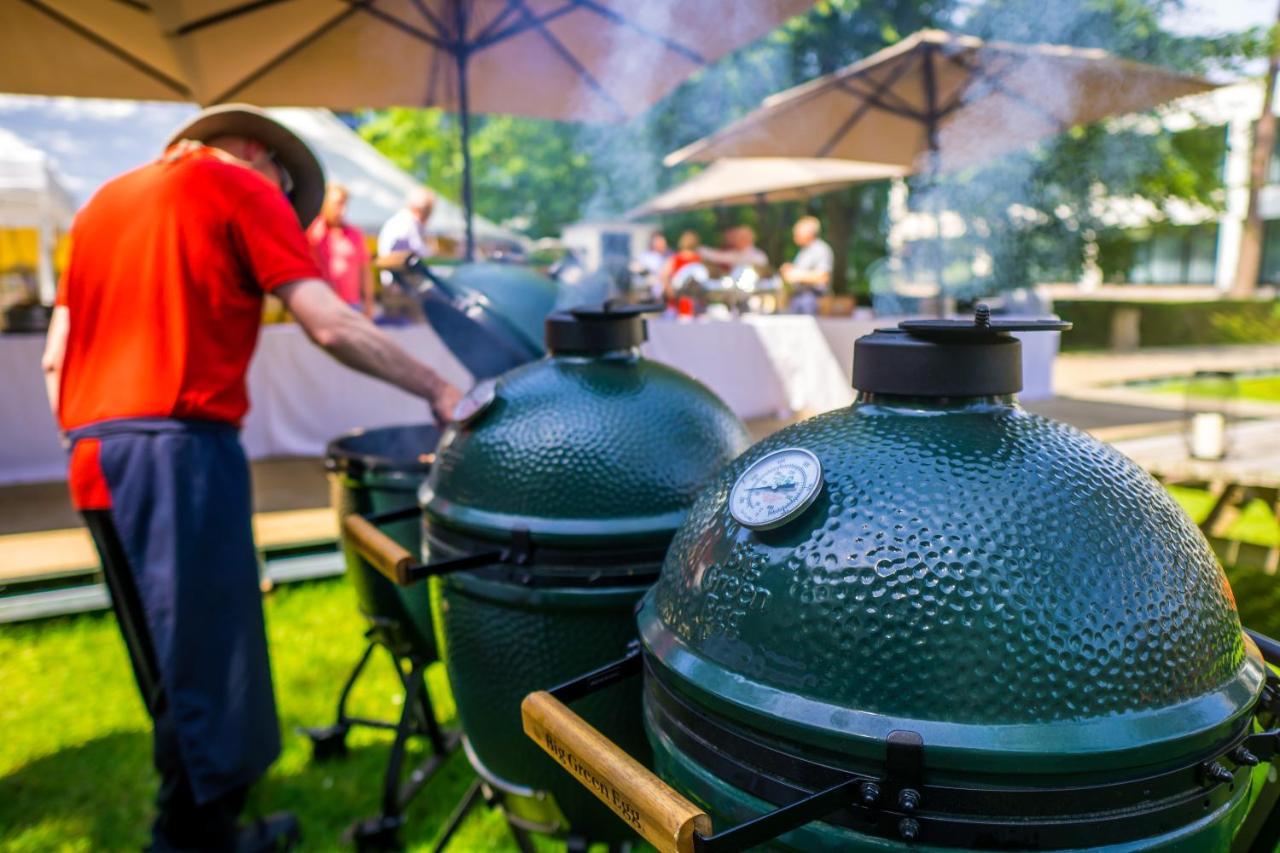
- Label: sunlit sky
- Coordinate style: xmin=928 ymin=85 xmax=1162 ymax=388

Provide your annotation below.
xmin=1163 ymin=0 xmax=1275 ymax=37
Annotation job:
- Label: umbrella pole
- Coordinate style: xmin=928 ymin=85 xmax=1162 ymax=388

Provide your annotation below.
xmin=453 ymin=2 xmax=476 ymax=261
xmin=921 ymin=43 xmax=947 ymax=317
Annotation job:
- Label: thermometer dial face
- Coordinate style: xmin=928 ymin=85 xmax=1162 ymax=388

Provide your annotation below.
xmin=452 ymin=378 xmax=497 ymax=426
xmin=729 ymin=448 xmax=823 ymax=531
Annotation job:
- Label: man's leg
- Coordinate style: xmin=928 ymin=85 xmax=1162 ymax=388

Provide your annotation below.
xmin=83 ymin=509 xmax=246 ymax=847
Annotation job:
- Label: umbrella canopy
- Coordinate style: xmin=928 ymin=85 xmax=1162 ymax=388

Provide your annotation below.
xmin=0 ymin=1 xmax=187 ymax=101
xmin=149 ymin=1 xmax=813 ymax=117
xmin=3 ymin=2 xmax=815 ymax=257
xmin=625 ymin=157 xmax=906 ymax=218
xmin=158 ymin=0 xmax=816 ymax=257
xmin=665 ymin=29 xmax=1215 ymax=173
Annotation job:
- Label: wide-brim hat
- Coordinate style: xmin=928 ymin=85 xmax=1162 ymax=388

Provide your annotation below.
xmin=166 ymin=103 xmax=325 ymax=225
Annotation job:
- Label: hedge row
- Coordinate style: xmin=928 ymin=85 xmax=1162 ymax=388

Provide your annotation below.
xmin=1053 ymin=299 xmax=1280 ymax=351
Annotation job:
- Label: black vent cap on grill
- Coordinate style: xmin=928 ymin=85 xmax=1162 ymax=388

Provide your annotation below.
xmin=544 ymin=301 xmax=662 ymax=354
xmin=852 ymin=305 xmax=1071 ymax=397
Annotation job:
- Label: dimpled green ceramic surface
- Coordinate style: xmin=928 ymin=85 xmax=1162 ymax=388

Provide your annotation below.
xmin=425 ymin=348 xmax=748 ymax=843
xmin=638 ymin=394 xmax=1266 ymax=849
xmin=422 ymin=353 xmax=749 ymax=545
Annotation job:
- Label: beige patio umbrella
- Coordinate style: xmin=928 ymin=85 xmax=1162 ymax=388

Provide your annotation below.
xmin=0 ymin=1 xmax=814 ymax=257
xmin=149 ymin=0 xmax=815 ymax=257
xmin=625 ymin=157 xmax=906 ymax=218
xmin=0 ymin=1 xmax=187 ymax=101
xmin=664 ymin=29 xmax=1214 ymax=305
xmin=666 ymin=29 xmax=1215 ymax=172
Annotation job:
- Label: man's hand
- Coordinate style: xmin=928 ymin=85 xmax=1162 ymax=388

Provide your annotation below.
xmin=277 ymin=277 xmax=463 ymax=421
xmin=779 ymin=262 xmax=794 ymax=283
xmin=431 ymin=383 xmax=465 ymax=424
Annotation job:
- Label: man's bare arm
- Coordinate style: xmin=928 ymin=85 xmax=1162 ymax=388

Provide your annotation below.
xmin=41 ymin=305 xmax=69 ymax=421
xmin=276 ymin=278 xmax=464 ymax=421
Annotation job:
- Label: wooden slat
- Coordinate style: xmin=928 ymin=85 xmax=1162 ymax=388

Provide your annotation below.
xmin=0 ymin=507 xmax=338 ymax=585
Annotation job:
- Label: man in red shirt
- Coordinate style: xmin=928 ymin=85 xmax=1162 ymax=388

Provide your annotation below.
xmin=306 ymin=182 xmax=374 ymax=316
xmin=41 ymin=105 xmax=462 ymax=852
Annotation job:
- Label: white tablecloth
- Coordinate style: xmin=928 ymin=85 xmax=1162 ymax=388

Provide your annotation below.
xmin=0 ymin=324 xmax=471 ymax=486
xmin=644 ymin=316 xmax=854 ymax=420
xmin=0 ymin=315 xmax=1059 ymax=486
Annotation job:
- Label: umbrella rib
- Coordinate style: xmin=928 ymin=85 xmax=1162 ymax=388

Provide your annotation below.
xmin=835 ymin=78 xmax=925 ymax=123
xmin=507 ymin=0 xmax=629 ymax=120
xmin=576 ymin=0 xmax=708 ymax=65
xmin=341 ymin=0 xmax=450 ymax=49
xmin=172 ymin=0 xmax=291 ymax=35
xmin=21 ymin=0 xmax=190 ymax=97
xmin=469 ymin=1 xmax=580 ymax=51
xmin=472 ymin=0 xmax=526 ymax=44
xmin=817 ymin=52 xmax=919 ymax=158
xmin=210 ymin=2 xmax=366 ymax=103
xmin=941 ymin=51 xmax=1068 ymax=134
xmin=934 ymin=52 xmax=1021 ymax=117
xmin=406 ymin=0 xmax=453 ymax=42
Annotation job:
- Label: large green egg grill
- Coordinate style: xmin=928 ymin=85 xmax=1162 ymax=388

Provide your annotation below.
xmin=637 ymin=316 xmax=1273 ymax=851
xmin=423 ymin=304 xmax=749 ymax=843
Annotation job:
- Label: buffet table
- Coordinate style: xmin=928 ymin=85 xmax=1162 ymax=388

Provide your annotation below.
xmin=0 ymin=315 xmax=1059 ymax=486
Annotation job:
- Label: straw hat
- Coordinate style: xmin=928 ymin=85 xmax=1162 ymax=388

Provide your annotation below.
xmin=167 ymin=103 xmax=324 ymax=225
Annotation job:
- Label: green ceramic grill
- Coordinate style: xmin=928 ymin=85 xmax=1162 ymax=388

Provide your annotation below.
xmin=523 ymin=310 xmax=1280 ymax=853
xmin=347 ymin=303 xmax=748 ymax=846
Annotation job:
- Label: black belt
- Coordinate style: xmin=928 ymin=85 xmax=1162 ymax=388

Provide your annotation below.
xmin=644 ymin=655 xmax=1255 ymax=849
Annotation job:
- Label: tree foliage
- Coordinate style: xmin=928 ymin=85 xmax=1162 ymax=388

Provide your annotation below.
xmin=359 ymin=0 xmax=1265 ymax=294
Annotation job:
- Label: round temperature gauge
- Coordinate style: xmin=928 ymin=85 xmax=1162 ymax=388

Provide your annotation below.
xmin=729 ymin=448 xmax=823 ymax=531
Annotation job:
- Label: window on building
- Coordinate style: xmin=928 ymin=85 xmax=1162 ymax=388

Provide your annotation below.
xmin=1115 ymin=223 xmax=1219 ymax=285
xmin=1260 ymin=220 xmax=1280 ymax=284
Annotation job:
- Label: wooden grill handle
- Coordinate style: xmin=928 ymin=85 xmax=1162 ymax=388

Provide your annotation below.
xmin=343 ymin=514 xmax=416 ymax=586
xmin=522 ymin=690 xmax=711 ymax=853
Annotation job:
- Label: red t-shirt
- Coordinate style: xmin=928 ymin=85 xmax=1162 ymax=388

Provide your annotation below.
xmin=306 ymin=217 xmax=368 ymax=306
xmin=56 ymin=146 xmax=321 ymax=430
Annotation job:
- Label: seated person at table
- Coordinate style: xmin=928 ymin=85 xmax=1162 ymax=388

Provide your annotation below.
xmin=636 ymin=232 xmax=670 ymax=301
xmin=662 ymin=230 xmax=704 ymax=299
xmin=780 ymin=215 xmax=833 ymax=315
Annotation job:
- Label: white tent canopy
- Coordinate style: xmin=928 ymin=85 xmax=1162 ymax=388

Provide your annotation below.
xmin=0 ymin=127 xmax=74 ymax=302
xmin=0 ymin=94 xmax=523 ymax=245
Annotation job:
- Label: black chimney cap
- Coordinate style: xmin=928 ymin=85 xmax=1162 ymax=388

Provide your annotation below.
xmin=544 ymin=301 xmax=662 ymax=354
xmin=852 ymin=306 xmax=1070 ymax=397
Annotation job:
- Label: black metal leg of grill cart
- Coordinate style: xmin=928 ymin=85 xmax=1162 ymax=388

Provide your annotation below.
xmin=303 ymin=640 xmax=377 ymax=761
xmin=431 ymin=777 xmax=484 ymax=853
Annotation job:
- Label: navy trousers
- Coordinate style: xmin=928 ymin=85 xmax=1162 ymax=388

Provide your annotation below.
xmin=70 ymin=419 xmax=280 ymax=842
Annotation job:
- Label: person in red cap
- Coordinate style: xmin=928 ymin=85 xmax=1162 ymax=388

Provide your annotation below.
xmin=41 ymin=104 xmax=463 ymax=852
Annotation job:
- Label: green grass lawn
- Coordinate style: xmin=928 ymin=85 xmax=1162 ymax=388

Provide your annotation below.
xmin=4 ymin=486 xmax=1280 ymax=850
xmin=1145 ymin=374 xmax=1280 ymax=403
xmin=0 ymin=579 xmax=564 ymax=852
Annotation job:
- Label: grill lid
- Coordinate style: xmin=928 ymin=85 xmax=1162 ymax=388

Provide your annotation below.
xmin=421 ymin=304 xmax=749 ymax=548
xmin=643 ymin=318 xmax=1262 ymax=773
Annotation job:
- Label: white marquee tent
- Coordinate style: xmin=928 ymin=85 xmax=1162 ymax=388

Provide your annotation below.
xmin=0 ymin=127 xmax=75 ymax=303
xmin=0 ymin=94 xmax=523 ymax=246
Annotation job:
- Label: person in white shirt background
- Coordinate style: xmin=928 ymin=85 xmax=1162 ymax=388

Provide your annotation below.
xmin=376 ymin=186 xmax=438 ymax=323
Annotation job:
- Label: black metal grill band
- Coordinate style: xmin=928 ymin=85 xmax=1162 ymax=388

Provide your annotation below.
xmin=423 ymin=521 xmax=665 ymax=587
xmin=644 ymin=656 xmax=1253 ymax=849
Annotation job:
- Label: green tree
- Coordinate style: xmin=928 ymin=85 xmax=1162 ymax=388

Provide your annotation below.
xmin=929 ymin=0 xmax=1265 ymax=294
xmin=359 ymin=110 xmax=593 ymax=238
